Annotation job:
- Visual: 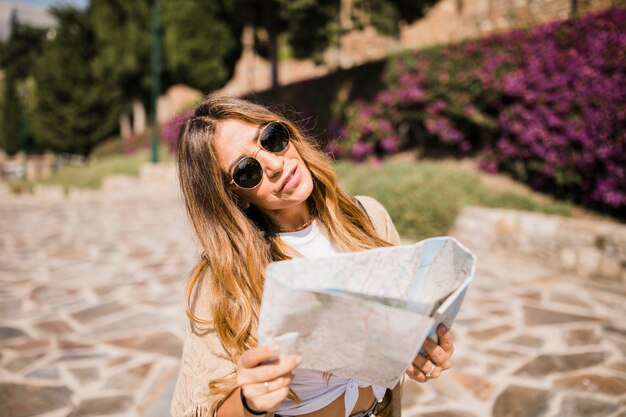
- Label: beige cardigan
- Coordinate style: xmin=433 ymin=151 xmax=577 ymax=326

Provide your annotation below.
xmin=170 ymin=196 xmax=403 ymax=417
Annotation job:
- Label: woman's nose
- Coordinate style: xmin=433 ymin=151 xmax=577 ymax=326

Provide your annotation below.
xmin=256 ymin=149 xmax=284 ymax=178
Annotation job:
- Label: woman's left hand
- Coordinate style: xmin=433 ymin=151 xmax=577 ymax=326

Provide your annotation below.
xmin=406 ymin=324 xmax=454 ymax=383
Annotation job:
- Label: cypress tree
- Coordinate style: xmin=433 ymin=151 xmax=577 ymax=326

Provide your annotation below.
xmin=0 ymin=71 xmax=21 ymax=156
xmin=0 ymin=24 xmax=45 ymax=155
xmin=32 ymin=7 xmax=120 ymax=157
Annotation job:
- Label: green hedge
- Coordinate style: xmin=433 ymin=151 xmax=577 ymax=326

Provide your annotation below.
xmin=334 ymin=161 xmax=573 ymax=240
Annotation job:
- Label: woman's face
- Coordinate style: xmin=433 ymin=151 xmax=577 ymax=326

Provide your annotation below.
xmin=213 ymin=119 xmax=314 ymax=215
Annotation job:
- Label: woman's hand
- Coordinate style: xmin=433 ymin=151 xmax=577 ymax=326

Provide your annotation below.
xmin=236 ymin=345 xmax=301 ymax=414
xmin=406 ymin=324 xmax=454 ymax=383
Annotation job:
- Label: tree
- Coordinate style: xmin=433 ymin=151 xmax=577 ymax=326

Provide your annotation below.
xmin=1 ymin=71 xmax=21 ymax=156
xmin=161 ymin=0 xmax=241 ymax=92
xmin=0 ymin=24 xmax=46 ymax=79
xmin=31 ymin=7 xmax=120 ymax=157
xmin=90 ymin=0 xmax=151 ymax=137
xmin=362 ymin=0 xmax=438 ymax=36
xmin=234 ymin=0 xmax=337 ymax=88
xmin=277 ymin=0 xmax=339 ymax=61
xmin=0 ymin=24 xmax=46 ymax=155
xmin=235 ymin=0 xmax=438 ymax=89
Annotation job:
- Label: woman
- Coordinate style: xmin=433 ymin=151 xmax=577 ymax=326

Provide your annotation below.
xmin=170 ymin=95 xmax=454 ymax=417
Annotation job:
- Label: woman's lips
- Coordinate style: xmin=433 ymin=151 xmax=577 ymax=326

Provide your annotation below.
xmin=279 ymin=165 xmax=300 ymax=192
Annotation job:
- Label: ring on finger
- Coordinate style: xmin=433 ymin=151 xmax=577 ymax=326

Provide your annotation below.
xmin=425 ymin=362 xmax=435 ymax=378
xmin=264 ymin=381 xmax=270 ymax=392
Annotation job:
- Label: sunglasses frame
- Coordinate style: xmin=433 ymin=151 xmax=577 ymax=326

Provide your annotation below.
xmin=228 ymin=121 xmax=291 ymax=190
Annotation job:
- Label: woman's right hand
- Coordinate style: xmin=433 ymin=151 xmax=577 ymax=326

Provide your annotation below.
xmin=236 ymin=345 xmax=301 ymax=414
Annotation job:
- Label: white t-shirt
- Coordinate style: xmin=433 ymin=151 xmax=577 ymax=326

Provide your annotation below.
xmin=274 ymin=221 xmax=386 ymax=417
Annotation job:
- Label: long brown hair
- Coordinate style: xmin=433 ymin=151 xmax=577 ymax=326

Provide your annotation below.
xmin=177 ymin=95 xmax=392 ymax=397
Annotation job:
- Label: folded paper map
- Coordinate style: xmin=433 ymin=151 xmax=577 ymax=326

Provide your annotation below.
xmin=257 ymin=236 xmax=477 ymax=388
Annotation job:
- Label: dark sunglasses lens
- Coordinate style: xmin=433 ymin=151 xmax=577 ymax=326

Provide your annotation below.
xmin=261 ymin=122 xmax=290 ymax=152
xmin=234 ymin=157 xmax=262 ymax=188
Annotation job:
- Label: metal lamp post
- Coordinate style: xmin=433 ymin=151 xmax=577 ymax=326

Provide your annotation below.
xmin=150 ymin=0 xmax=161 ymax=163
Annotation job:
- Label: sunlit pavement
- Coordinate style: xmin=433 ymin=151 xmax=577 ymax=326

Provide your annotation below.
xmin=0 ymin=168 xmax=624 ymax=417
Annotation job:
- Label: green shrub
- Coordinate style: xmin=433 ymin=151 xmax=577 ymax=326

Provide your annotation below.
xmin=39 ymin=150 xmax=173 ymax=190
xmin=334 ymin=161 xmax=573 ymax=240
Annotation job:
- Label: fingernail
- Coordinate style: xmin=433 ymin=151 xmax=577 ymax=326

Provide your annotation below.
xmin=295 ymin=355 xmax=302 ymax=365
xmin=439 ymin=324 xmax=448 ymax=334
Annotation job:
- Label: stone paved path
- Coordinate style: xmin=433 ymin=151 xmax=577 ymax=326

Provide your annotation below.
xmin=1 ymin=168 xmax=624 ymax=417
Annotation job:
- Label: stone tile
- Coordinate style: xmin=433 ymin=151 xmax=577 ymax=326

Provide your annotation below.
xmin=47 ymin=247 xmax=89 ymax=260
xmin=30 ymin=285 xmax=77 ymax=303
xmin=59 ymin=339 xmax=93 ymax=350
xmin=93 ymin=284 xmax=120 ymax=297
xmin=0 ymin=383 xmax=72 ymax=417
xmin=35 ymin=319 xmax=74 ymax=334
xmin=5 ymin=353 xmax=45 ymax=372
xmin=430 ymin=376 xmax=467 ymax=402
xmin=492 ymin=385 xmax=550 ymax=417
xmin=523 ymin=306 xmax=602 ymax=326
xmin=107 ymin=355 xmax=131 ymax=366
xmin=142 ymin=366 xmax=179 ymax=417
xmin=0 ymin=298 xmax=21 ymax=314
xmin=583 ymin=281 xmax=626 ymax=298
xmin=105 ymin=363 xmax=152 ymax=390
xmin=487 ymin=309 xmax=510 ymax=316
xmin=507 ymin=335 xmax=544 ymax=348
xmin=106 ymin=331 xmax=183 ymax=357
xmin=609 ymin=361 xmax=626 ymax=374
xmin=26 ymin=365 xmax=60 ymax=379
xmin=448 ymin=355 xmax=478 ymax=369
xmin=90 ymin=313 xmax=162 ymax=335
xmin=485 ymin=349 xmax=524 ymax=359
xmin=467 ymin=325 xmax=514 ymax=340
xmin=564 ymin=329 xmax=600 ymax=346
xmin=4 ymin=338 xmax=50 ymax=351
xmin=549 ymin=292 xmax=592 ymax=309
xmin=455 ymin=318 xmax=482 ymax=326
xmin=158 ymin=274 xmax=182 ymax=285
xmin=607 ymin=334 xmax=626 ymax=356
xmin=514 ymin=352 xmax=608 ymax=377
xmin=127 ymin=247 xmax=151 ymax=259
xmin=0 ymin=326 xmax=27 ymax=341
xmin=401 ymin=379 xmax=425 ymax=409
xmin=518 ymin=290 xmax=541 ymax=301
xmin=559 ymin=395 xmax=618 ymax=417
xmin=415 ymin=412 xmax=477 ymax=417
xmin=71 ymin=301 xmax=127 ymax=324
xmin=452 ymin=371 xmax=496 ymax=401
xmin=604 ymin=324 xmax=626 ymax=338
xmin=66 ymin=395 xmax=133 ymax=417
xmin=554 ymin=374 xmax=626 ymax=396
xmin=138 ymin=364 xmax=180 ymax=416
xmin=69 ymin=367 xmax=99 ymax=385
xmin=52 ymin=353 xmax=107 ymax=363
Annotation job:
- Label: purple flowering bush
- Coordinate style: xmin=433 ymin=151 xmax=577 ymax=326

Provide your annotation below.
xmin=330 ymin=7 xmax=626 ymax=217
xmin=477 ymin=9 xmax=626 ymax=214
xmin=335 ymin=100 xmax=402 ymax=162
xmin=161 ymin=109 xmax=193 ymax=153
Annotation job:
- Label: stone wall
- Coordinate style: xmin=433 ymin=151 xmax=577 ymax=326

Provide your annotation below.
xmin=218 ymin=0 xmax=618 ymax=96
xmin=25 ymin=153 xmax=56 ymax=181
xmin=451 ymin=206 xmax=626 ymax=285
xmin=0 ymin=152 xmax=58 ymax=181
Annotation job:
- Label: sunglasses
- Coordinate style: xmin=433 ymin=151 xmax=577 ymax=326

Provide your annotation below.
xmin=229 ymin=121 xmax=291 ymax=189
